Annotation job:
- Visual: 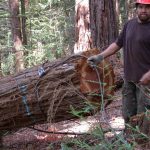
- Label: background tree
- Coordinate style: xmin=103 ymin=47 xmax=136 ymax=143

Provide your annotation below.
xmin=89 ymin=0 xmax=118 ymax=50
xmin=74 ymin=0 xmax=91 ymax=53
xmin=20 ymin=0 xmax=28 ymax=45
xmin=0 ymin=0 xmax=75 ymax=76
xmin=9 ymin=0 xmax=24 ymax=72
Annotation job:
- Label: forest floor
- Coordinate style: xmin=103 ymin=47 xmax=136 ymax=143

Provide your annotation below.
xmin=1 ymin=89 xmax=150 ymax=150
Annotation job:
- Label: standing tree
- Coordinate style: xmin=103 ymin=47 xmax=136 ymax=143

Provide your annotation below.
xmin=74 ymin=0 xmax=118 ymax=53
xmin=74 ymin=0 xmax=121 ymax=84
xmin=89 ymin=0 xmax=123 ymax=84
xmin=20 ymin=0 xmax=28 ymax=45
xmin=9 ymin=0 xmax=24 ymax=73
xmin=74 ymin=0 xmax=91 ymax=53
xmin=115 ymin=0 xmax=120 ymax=26
xmin=89 ymin=0 xmax=118 ymax=50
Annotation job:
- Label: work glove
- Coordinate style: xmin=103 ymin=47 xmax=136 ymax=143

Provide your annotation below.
xmin=87 ymin=54 xmax=104 ymax=66
xmin=139 ymin=70 xmax=150 ymax=85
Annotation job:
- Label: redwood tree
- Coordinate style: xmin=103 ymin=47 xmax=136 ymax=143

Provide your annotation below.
xmin=20 ymin=0 xmax=28 ymax=45
xmin=74 ymin=0 xmax=118 ymax=53
xmin=74 ymin=0 xmax=91 ymax=53
xmin=9 ymin=0 xmax=24 ymax=73
xmin=89 ymin=0 xmax=118 ymax=50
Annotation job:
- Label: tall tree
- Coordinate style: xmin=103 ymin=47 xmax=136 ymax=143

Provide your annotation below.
xmin=9 ymin=0 xmax=24 ymax=72
xmin=74 ymin=0 xmax=118 ymax=53
xmin=20 ymin=0 xmax=28 ymax=45
xmin=115 ymin=0 xmax=120 ymax=26
xmin=74 ymin=0 xmax=91 ymax=53
xmin=0 ymin=52 xmax=2 ymax=77
xmin=89 ymin=0 xmax=118 ymax=50
xmin=89 ymin=0 xmax=122 ymax=83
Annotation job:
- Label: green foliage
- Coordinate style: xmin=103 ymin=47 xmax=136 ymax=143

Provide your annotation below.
xmin=70 ymin=102 xmax=98 ymax=119
xmin=26 ymin=0 xmax=75 ymax=62
xmin=61 ymin=143 xmax=73 ymax=150
xmin=65 ymin=101 xmax=150 ymax=150
xmin=60 ymin=127 xmax=135 ymax=150
xmin=63 ymin=79 xmax=150 ymax=149
xmin=0 ymin=0 xmax=75 ymax=75
xmin=1 ymin=50 xmax=15 ymax=75
xmin=119 ymin=0 xmax=128 ymax=27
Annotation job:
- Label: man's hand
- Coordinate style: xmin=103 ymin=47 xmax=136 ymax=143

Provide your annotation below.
xmin=87 ymin=54 xmax=104 ymax=66
xmin=139 ymin=70 xmax=150 ymax=85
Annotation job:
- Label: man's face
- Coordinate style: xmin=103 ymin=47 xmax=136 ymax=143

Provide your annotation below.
xmin=136 ymin=4 xmax=150 ymax=22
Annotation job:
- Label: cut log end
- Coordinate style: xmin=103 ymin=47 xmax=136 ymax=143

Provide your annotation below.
xmin=76 ymin=48 xmax=115 ymax=104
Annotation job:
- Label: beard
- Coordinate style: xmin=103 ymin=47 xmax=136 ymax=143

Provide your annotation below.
xmin=138 ymin=14 xmax=150 ymax=23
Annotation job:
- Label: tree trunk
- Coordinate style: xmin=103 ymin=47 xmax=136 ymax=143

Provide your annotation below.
xmin=0 ymin=52 xmax=2 ymax=77
xmin=20 ymin=0 xmax=27 ymax=45
xmin=0 ymin=49 xmax=115 ymax=131
xmin=9 ymin=0 xmax=24 ymax=73
xmin=89 ymin=0 xmax=118 ymax=49
xmin=115 ymin=0 xmax=120 ymax=26
xmin=89 ymin=0 xmax=122 ymax=86
xmin=74 ymin=0 xmax=92 ymax=53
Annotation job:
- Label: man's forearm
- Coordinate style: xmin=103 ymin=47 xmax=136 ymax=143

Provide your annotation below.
xmin=87 ymin=42 xmax=121 ymax=65
xmin=98 ymin=42 xmax=121 ymax=58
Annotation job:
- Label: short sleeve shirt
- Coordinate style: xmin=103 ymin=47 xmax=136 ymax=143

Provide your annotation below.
xmin=116 ymin=18 xmax=150 ymax=82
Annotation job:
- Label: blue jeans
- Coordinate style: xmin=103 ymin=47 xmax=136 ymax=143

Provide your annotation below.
xmin=122 ymin=81 xmax=150 ymax=123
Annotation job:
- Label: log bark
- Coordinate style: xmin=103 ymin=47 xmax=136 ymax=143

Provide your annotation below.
xmin=0 ymin=49 xmax=115 ymax=130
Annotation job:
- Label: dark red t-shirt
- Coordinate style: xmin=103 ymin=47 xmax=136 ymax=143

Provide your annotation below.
xmin=116 ymin=18 xmax=150 ymax=82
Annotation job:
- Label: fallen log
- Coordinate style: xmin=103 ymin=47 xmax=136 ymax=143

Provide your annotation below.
xmin=0 ymin=49 xmax=115 ymax=130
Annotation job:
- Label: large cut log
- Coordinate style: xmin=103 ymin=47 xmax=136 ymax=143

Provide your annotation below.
xmin=0 ymin=49 xmax=115 ymax=130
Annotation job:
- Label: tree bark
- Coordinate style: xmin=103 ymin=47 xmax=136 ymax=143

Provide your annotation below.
xmin=74 ymin=0 xmax=91 ymax=53
xmin=115 ymin=0 xmax=120 ymax=26
xmin=89 ymin=0 xmax=118 ymax=49
xmin=9 ymin=0 xmax=24 ymax=73
xmin=89 ymin=0 xmax=123 ymax=86
xmin=0 ymin=49 xmax=115 ymax=131
xmin=0 ymin=52 xmax=2 ymax=77
xmin=20 ymin=0 xmax=27 ymax=45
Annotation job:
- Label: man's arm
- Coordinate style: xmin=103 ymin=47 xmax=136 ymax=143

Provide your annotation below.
xmin=98 ymin=42 xmax=121 ymax=58
xmin=87 ymin=42 xmax=121 ymax=65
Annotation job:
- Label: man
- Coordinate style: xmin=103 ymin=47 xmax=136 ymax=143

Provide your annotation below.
xmin=87 ymin=0 xmax=150 ymax=123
